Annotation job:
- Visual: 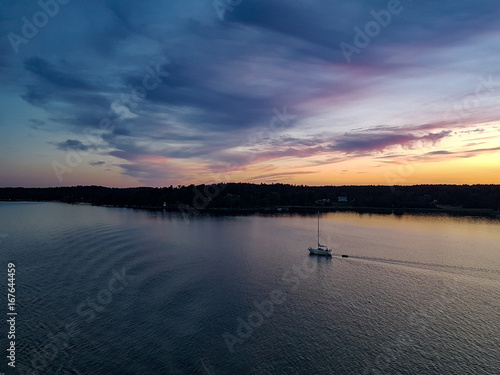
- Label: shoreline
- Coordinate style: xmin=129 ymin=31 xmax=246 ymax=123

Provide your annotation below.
xmin=3 ymin=199 xmax=499 ymax=219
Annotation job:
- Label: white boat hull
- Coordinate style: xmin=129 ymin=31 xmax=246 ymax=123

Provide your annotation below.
xmin=308 ymin=247 xmax=332 ymax=256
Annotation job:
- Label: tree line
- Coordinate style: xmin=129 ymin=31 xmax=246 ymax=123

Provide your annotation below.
xmin=1 ymin=184 xmax=499 ymax=212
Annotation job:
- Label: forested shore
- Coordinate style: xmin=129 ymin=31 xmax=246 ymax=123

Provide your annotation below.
xmin=1 ymin=184 xmax=499 ymax=218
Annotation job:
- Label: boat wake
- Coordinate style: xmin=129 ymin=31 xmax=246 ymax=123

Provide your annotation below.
xmin=334 ymin=254 xmax=500 ymax=276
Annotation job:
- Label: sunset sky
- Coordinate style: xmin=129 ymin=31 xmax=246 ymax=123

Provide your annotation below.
xmin=1 ymin=0 xmax=500 ymax=187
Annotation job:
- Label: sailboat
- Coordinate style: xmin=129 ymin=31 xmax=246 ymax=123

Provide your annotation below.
xmin=308 ymin=212 xmax=332 ymax=256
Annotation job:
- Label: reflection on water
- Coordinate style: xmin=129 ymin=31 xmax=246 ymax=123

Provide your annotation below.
xmin=0 ymin=202 xmax=499 ymax=374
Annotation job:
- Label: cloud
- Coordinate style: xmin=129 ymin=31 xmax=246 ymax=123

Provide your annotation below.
xmin=24 ymin=57 xmax=92 ymax=90
xmin=55 ymin=139 xmax=96 ymax=152
xmin=27 ymin=119 xmax=46 ymax=130
xmin=463 ymin=146 xmax=500 ymax=156
xmin=331 ymin=130 xmax=452 ymax=154
xmin=266 ymin=126 xmax=453 ymax=160
xmin=2 ymin=0 xmax=500 ymax=185
xmin=226 ymin=0 xmax=500 ymax=66
xmin=245 ymin=170 xmax=318 ymax=183
xmin=408 ymin=146 xmax=500 ymax=162
xmin=424 ymin=150 xmax=453 ymax=156
xmin=89 ymin=161 xmax=106 ymax=166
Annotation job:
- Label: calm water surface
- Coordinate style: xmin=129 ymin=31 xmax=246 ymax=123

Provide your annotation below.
xmin=0 ymin=202 xmax=499 ymax=374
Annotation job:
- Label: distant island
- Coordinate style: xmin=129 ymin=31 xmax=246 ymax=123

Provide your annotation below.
xmin=1 ymin=184 xmax=499 ymax=218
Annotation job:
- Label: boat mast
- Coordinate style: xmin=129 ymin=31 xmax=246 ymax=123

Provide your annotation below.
xmin=317 ymin=212 xmax=320 ymax=247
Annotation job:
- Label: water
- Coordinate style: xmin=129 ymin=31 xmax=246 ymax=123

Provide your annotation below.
xmin=0 ymin=202 xmax=499 ymax=374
